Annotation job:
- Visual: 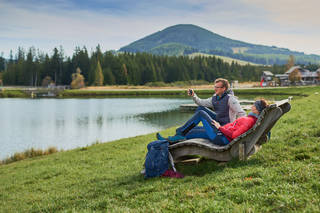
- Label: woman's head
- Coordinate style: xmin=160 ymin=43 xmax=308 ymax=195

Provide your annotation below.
xmin=251 ymin=99 xmax=268 ymax=114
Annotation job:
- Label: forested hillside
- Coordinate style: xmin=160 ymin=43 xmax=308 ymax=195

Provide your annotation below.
xmin=0 ymin=46 xmax=288 ymax=86
xmin=120 ymin=24 xmax=320 ymax=65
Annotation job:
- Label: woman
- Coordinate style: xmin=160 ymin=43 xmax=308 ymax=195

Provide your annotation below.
xmin=157 ymin=99 xmax=268 ymax=146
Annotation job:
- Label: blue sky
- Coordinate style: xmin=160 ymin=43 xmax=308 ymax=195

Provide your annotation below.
xmin=1 ymin=0 xmax=320 ymax=57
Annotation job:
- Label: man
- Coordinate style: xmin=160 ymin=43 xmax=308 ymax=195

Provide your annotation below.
xmin=156 ymin=78 xmax=246 ymax=142
xmin=188 ymin=78 xmax=245 ymax=126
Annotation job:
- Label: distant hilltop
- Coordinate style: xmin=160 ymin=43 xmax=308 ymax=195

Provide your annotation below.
xmin=119 ymin=24 xmax=320 ymax=65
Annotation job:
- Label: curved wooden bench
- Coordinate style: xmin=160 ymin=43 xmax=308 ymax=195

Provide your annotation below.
xmin=169 ymin=98 xmax=291 ymax=162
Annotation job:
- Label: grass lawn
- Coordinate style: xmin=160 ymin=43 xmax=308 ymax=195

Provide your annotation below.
xmin=1 ymin=87 xmax=320 ymax=212
xmin=0 ymin=89 xmax=28 ymax=98
xmin=60 ymin=85 xmax=315 ymax=98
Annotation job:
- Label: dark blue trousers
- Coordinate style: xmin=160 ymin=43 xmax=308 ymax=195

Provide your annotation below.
xmin=176 ymin=107 xmax=229 ymax=146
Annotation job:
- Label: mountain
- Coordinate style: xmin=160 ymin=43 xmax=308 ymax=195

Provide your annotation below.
xmin=119 ymin=24 xmax=320 ymax=65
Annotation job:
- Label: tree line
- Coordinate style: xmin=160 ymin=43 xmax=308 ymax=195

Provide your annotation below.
xmin=0 ymin=46 xmax=289 ymax=87
xmin=206 ymin=49 xmax=320 ymax=66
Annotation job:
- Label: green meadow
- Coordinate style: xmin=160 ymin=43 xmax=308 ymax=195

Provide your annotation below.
xmin=0 ymin=85 xmax=314 ymax=99
xmin=58 ymin=86 xmax=315 ymax=98
xmin=0 ymin=86 xmax=320 ymax=212
xmin=0 ymin=89 xmax=28 ymax=98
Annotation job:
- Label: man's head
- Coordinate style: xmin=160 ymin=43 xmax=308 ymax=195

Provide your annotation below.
xmin=214 ymin=78 xmax=230 ymax=96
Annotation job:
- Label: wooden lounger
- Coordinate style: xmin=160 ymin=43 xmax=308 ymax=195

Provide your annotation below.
xmin=169 ymin=98 xmax=291 ymax=162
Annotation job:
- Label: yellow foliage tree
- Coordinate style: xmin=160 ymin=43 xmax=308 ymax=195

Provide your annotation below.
xmin=93 ymin=61 xmax=104 ymax=86
xmin=286 ymin=55 xmax=295 ymax=71
xmin=288 ymin=68 xmax=301 ymax=83
xmin=71 ymin=67 xmax=85 ymax=89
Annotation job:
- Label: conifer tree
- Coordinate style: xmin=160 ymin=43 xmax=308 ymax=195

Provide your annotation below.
xmin=93 ymin=60 xmax=104 ymax=86
xmin=118 ymin=63 xmax=128 ymax=85
xmin=0 ymin=54 xmax=5 ymax=72
xmin=26 ymin=47 xmax=36 ymax=86
xmin=50 ymin=47 xmax=60 ymax=84
xmin=0 ymin=73 xmax=3 ymax=86
xmin=73 ymin=47 xmax=90 ymax=83
xmin=103 ymin=67 xmax=115 ymax=85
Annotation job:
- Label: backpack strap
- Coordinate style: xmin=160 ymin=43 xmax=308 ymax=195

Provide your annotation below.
xmin=168 ymin=151 xmax=176 ymax=172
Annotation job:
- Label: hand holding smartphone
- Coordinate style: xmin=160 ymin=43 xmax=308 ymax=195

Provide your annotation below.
xmin=188 ymin=89 xmax=194 ymax=96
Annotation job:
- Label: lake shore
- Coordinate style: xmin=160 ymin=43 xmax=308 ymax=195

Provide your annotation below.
xmin=1 ymin=83 xmax=314 ymax=98
xmin=59 ymin=86 xmax=312 ymax=98
xmin=1 ymin=86 xmax=319 ymax=212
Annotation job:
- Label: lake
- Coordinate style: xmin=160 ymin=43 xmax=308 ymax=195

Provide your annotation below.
xmin=0 ymin=98 xmax=194 ymax=159
xmin=0 ymin=94 xmax=290 ymax=160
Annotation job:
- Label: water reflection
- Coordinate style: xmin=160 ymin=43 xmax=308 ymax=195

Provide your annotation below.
xmin=137 ymin=110 xmax=193 ymax=128
xmin=96 ymin=115 xmax=103 ymax=128
xmin=55 ymin=119 xmax=65 ymax=127
xmin=76 ymin=116 xmax=89 ymax=126
xmin=0 ymin=98 xmax=192 ymax=159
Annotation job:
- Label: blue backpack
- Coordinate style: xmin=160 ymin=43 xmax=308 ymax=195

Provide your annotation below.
xmin=144 ymin=140 xmax=170 ymax=178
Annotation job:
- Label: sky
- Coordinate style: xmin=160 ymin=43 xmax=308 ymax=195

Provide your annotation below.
xmin=1 ymin=0 xmax=320 ymax=58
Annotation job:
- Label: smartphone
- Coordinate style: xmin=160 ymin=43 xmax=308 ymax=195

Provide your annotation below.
xmin=188 ymin=89 xmax=193 ymax=96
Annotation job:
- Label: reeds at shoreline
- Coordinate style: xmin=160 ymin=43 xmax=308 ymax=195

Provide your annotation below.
xmin=1 ymin=147 xmax=59 ymax=165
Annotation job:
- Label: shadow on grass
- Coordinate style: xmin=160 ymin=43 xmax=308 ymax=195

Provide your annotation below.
xmin=176 ymin=158 xmax=264 ymax=177
xmin=113 ymin=157 xmax=264 ymax=189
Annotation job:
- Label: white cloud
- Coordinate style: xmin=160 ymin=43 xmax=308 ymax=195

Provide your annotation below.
xmin=1 ymin=0 xmax=320 ymax=57
xmin=242 ymin=0 xmax=320 ymax=29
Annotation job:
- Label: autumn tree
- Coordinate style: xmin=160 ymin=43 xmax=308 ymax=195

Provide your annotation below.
xmin=71 ymin=67 xmax=85 ymax=89
xmin=286 ymin=55 xmax=295 ymax=71
xmin=288 ymin=68 xmax=301 ymax=83
xmin=93 ymin=60 xmax=104 ymax=86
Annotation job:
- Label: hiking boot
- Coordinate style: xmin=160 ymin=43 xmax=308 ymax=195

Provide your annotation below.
xmin=156 ymin=133 xmax=186 ymax=144
xmin=168 ymin=135 xmax=186 ymax=142
xmin=156 ymin=132 xmax=167 ymax=141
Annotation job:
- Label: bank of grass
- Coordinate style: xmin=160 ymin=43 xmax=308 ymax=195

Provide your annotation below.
xmin=233 ymin=86 xmax=317 ymax=97
xmin=0 ymin=89 xmax=28 ymax=98
xmin=144 ymin=80 xmax=210 ymax=87
xmin=1 ymin=85 xmax=317 ymax=99
xmin=0 ymin=87 xmax=320 ymax=212
xmin=60 ymin=86 xmax=318 ymax=98
xmin=60 ymin=88 xmax=189 ymax=97
xmin=0 ymin=147 xmax=59 ymax=165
